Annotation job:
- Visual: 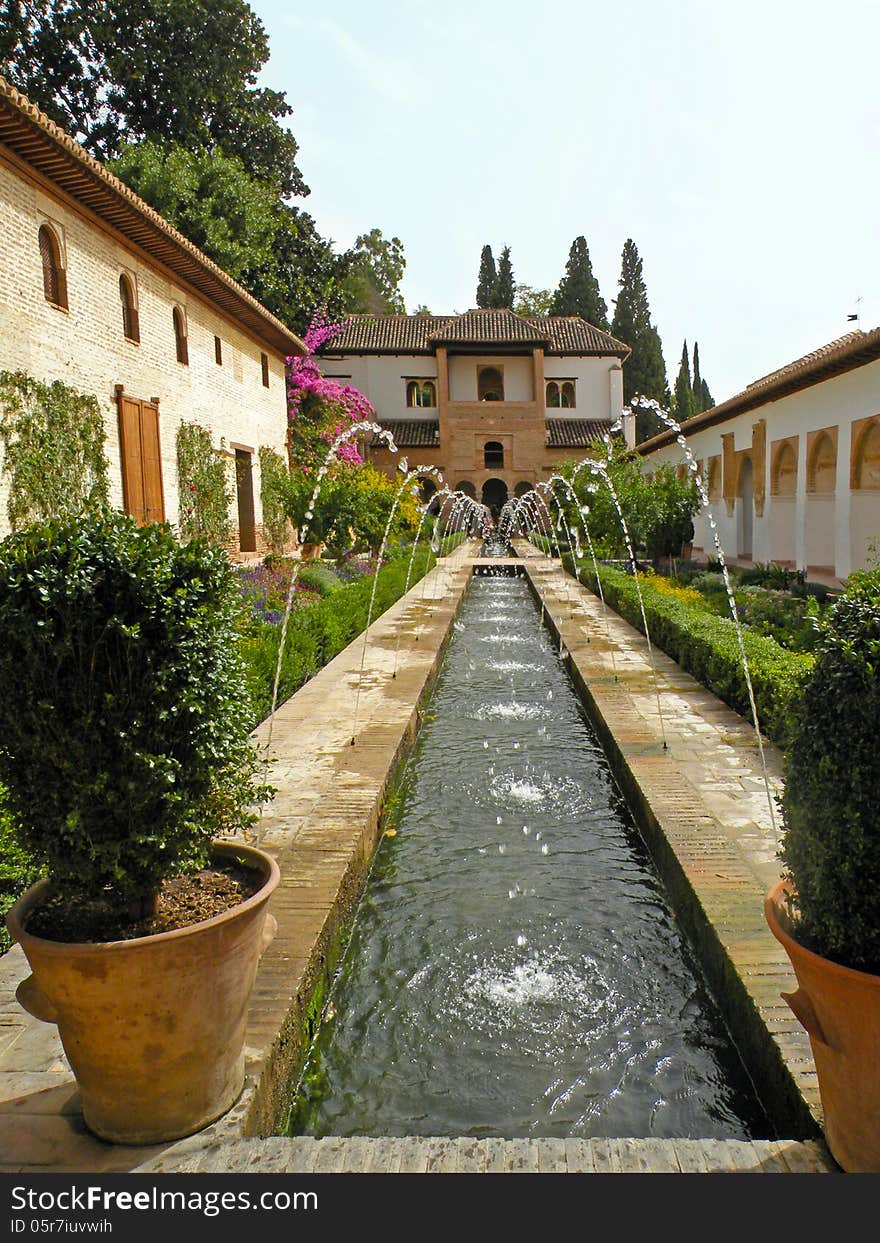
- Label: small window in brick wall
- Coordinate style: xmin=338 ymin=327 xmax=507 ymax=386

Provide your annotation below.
xmin=261 ymin=352 xmax=270 ymax=387
xmin=173 ymin=307 xmax=188 ymax=365
xmin=39 ymin=225 xmax=67 ymax=309
xmin=214 ymin=336 xmax=223 ymax=365
xmin=119 ymin=274 xmax=139 ymax=343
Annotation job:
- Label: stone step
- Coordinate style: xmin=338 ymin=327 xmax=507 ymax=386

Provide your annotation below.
xmin=135 ymin=1135 xmax=838 ymax=1175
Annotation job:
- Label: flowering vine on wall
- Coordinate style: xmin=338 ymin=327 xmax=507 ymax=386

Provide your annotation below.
xmin=285 ymin=314 xmax=375 ymax=469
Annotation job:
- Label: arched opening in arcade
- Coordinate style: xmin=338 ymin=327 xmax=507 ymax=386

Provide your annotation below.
xmin=481 ymin=477 xmax=508 ymax=518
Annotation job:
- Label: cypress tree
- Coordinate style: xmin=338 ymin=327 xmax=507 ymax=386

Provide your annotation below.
xmin=494 ymin=245 xmax=515 ymax=309
xmin=692 ymin=341 xmax=704 ymax=414
xmin=610 ymin=239 xmax=669 ymax=442
xmin=550 ymin=236 xmax=609 ymax=328
xmin=700 ymin=377 xmax=714 ymax=410
xmin=476 ymin=245 xmax=497 ymax=308
xmin=673 ymin=340 xmax=695 ymax=422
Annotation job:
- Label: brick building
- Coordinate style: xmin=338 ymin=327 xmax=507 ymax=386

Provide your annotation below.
xmin=0 ymin=76 xmax=304 ymax=554
xmin=318 ymin=309 xmax=630 ymax=514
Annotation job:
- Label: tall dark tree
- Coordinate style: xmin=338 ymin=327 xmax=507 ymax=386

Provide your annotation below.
xmin=610 ymin=239 xmax=669 ymax=443
xmin=340 ymin=229 xmax=406 ymax=314
xmin=494 ymin=245 xmax=515 ymax=309
xmin=692 ymin=342 xmax=714 ymax=412
xmin=673 ymin=340 xmax=696 ymax=423
xmin=550 ymin=236 xmax=609 ymax=328
xmin=476 ymin=245 xmax=497 ymax=308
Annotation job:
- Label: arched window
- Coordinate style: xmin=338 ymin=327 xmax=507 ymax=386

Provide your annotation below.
xmin=478 ymin=367 xmax=504 ymax=401
xmin=561 ymin=381 xmax=576 ymax=408
xmin=771 ymin=441 xmax=797 ymax=496
xmin=546 ymin=381 xmax=560 ymax=408
xmin=119 ymin=274 xmax=139 ymax=343
xmin=173 ymin=306 xmax=188 ymax=365
xmin=484 ymin=441 xmax=504 ymax=468
xmin=455 ymin=480 xmax=477 ymax=499
xmin=855 ymin=419 xmax=880 ymax=489
xmin=514 ymin=481 xmax=533 ymax=498
xmin=406 ymin=379 xmax=437 ymax=407
xmin=38 ymin=224 xmax=67 ymax=309
xmin=808 ymin=432 xmax=836 ymax=494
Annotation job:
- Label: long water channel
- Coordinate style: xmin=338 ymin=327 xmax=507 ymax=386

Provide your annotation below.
xmin=287 ymin=571 xmax=772 ymax=1140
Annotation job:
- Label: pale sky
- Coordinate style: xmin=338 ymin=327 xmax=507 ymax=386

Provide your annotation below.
xmin=251 ymin=0 xmax=880 ymax=404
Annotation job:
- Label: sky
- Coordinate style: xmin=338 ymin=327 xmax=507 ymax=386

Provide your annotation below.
xmin=250 ymin=0 xmax=880 ymax=404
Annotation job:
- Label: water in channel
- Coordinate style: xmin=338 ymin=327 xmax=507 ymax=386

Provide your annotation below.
xmin=287 ymin=574 xmax=771 ymax=1139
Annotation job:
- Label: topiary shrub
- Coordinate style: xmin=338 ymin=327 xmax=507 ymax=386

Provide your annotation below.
xmin=780 ymin=567 xmax=880 ymax=971
xmin=0 ymin=510 xmax=270 ymax=920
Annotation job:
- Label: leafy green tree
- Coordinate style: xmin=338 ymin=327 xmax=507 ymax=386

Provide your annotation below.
xmin=341 ymin=229 xmax=406 ymax=314
xmin=610 ymin=239 xmax=669 ymax=443
xmin=513 ymin=285 xmax=554 ymax=316
xmin=494 ymin=245 xmax=515 ymax=309
xmin=476 ymin=245 xmax=497 ymax=307
xmin=110 ymin=142 xmax=281 ymax=284
xmin=0 ymin=0 xmax=305 ymax=195
xmin=550 ymin=236 xmax=609 ymax=328
xmin=673 ymin=340 xmax=696 ymax=423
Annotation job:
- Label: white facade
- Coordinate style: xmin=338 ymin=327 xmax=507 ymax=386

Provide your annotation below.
xmin=639 ymin=338 xmax=880 ymax=583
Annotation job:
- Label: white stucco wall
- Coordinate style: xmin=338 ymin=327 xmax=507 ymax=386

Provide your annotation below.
xmin=319 ymin=354 xmax=439 ymax=420
xmin=0 ymin=158 xmax=290 ymax=540
xmin=448 ymin=354 xmax=533 ymax=402
xmin=640 ymin=358 xmax=880 ymax=581
xmin=543 ymin=357 xmax=623 ymax=423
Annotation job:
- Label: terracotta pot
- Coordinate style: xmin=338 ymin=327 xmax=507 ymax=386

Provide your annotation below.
xmin=765 ymin=879 xmax=880 ymax=1172
xmin=6 ymin=841 xmax=280 ymax=1145
xmin=300 ymin=542 xmax=322 ymax=561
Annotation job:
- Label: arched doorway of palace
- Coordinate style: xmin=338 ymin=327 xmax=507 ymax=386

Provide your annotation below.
xmin=481 ymin=477 xmax=508 ymax=518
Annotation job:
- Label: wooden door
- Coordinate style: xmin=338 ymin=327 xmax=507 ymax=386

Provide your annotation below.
xmin=118 ymin=394 xmax=165 ymax=524
xmin=235 ymin=449 xmax=256 ymax=552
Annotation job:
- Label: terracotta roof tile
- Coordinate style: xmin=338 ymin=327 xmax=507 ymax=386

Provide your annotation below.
xmin=638 ymin=326 xmax=880 ymax=453
xmin=546 ymin=418 xmax=611 ymax=448
xmin=370 ymin=420 xmax=440 ymax=448
xmin=322 ymin=312 xmax=629 ymax=357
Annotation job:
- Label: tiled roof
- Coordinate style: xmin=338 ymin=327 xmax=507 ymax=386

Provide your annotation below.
xmin=370 ymin=420 xmax=440 ymax=448
xmin=321 ymin=311 xmax=629 ymax=358
xmin=0 ymin=76 xmax=304 ymax=357
xmin=429 ymin=308 xmax=548 ymax=345
xmin=638 ymin=326 xmax=880 ymax=454
xmin=546 ymin=419 xmax=612 ymax=448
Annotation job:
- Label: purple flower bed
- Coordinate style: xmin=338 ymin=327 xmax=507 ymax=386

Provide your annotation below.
xmin=236 ymin=561 xmax=320 ymax=625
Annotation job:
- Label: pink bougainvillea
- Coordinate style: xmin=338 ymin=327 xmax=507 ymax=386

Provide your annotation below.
xmin=286 ymin=314 xmax=375 ymax=468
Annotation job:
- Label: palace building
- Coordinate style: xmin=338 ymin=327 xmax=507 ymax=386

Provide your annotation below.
xmin=0 ymin=76 xmax=304 ymax=554
xmin=317 ymin=308 xmax=631 ymax=514
xmin=638 ymin=329 xmax=880 ymax=584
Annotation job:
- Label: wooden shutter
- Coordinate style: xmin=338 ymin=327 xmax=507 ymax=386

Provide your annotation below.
xmin=117 ymin=393 xmax=165 ymax=524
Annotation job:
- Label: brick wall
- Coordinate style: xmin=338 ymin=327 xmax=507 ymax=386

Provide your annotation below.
xmin=0 ymin=155 xmax=293 ymax=555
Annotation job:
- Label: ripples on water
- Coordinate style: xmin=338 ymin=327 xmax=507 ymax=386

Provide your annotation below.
xmin=287 ymin=576 xmax=770 ymax=1140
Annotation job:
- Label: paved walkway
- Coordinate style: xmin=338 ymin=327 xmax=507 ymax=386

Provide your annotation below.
xmin=0 ymin=541 xmax=839 ymax=1174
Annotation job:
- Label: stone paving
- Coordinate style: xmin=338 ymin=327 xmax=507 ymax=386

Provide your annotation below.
xmin=0 ymin=541 xmax=840 ymax=1174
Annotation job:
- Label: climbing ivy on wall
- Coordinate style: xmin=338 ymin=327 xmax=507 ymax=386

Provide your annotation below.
xmin=258 ymin=445 xmax=290 ymax=552
xmin=176 ymin=421 xmax=232 ymax=546
xmin=0 ymin=370 xmax=109 ymax=529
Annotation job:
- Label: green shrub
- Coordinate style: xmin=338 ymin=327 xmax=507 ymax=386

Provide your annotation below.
xmin=566 ymin=555 xmax=813 ymax=747
xmin=296 ymin=562 xmax=343 ymax=596
xmin=242 ymin=546 xmax=436 ymax=724
xmin=176 ymin=421 xmax=232 ymax=546
xmin=0 ymin=511 xmax=270 ymax=917
xmin=0 ymin=802 xmax=40 ymax=953
xmin=780 ymin=568 xmax=880 ymax=970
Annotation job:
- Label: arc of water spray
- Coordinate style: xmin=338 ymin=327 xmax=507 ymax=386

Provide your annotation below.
xmin=264 ymin=420 xmax=398 ymax=763
xmin=622 ymin=396 xmax=778 ymax=837
xmin=582 ymin=444 xmax=669 ymax=751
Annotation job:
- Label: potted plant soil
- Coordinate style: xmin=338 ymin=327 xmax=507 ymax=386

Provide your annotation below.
xmin=0 ymin=511 xmax=278 ymax=1145
xmin=765 ymin=563 xmax=880 ymax=1172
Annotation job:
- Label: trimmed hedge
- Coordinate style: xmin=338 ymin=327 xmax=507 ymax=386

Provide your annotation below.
xmin=241 ymin=545 xmax=439 ymax=725
xmin=565 ymin=555 xmax=813 ymax=747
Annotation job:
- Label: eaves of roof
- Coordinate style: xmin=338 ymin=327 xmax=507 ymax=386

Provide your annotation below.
xmin=0 ymin=76 xmax=305 ymax=358
xmin=638 ymin=328 xmax=880 ymax=454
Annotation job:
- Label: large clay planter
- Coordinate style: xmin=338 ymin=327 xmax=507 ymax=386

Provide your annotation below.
xmin=6 ymin=841 xmax=280 ymax=1146
xmin=765 ymin=879 xmax=880 ymax=1173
